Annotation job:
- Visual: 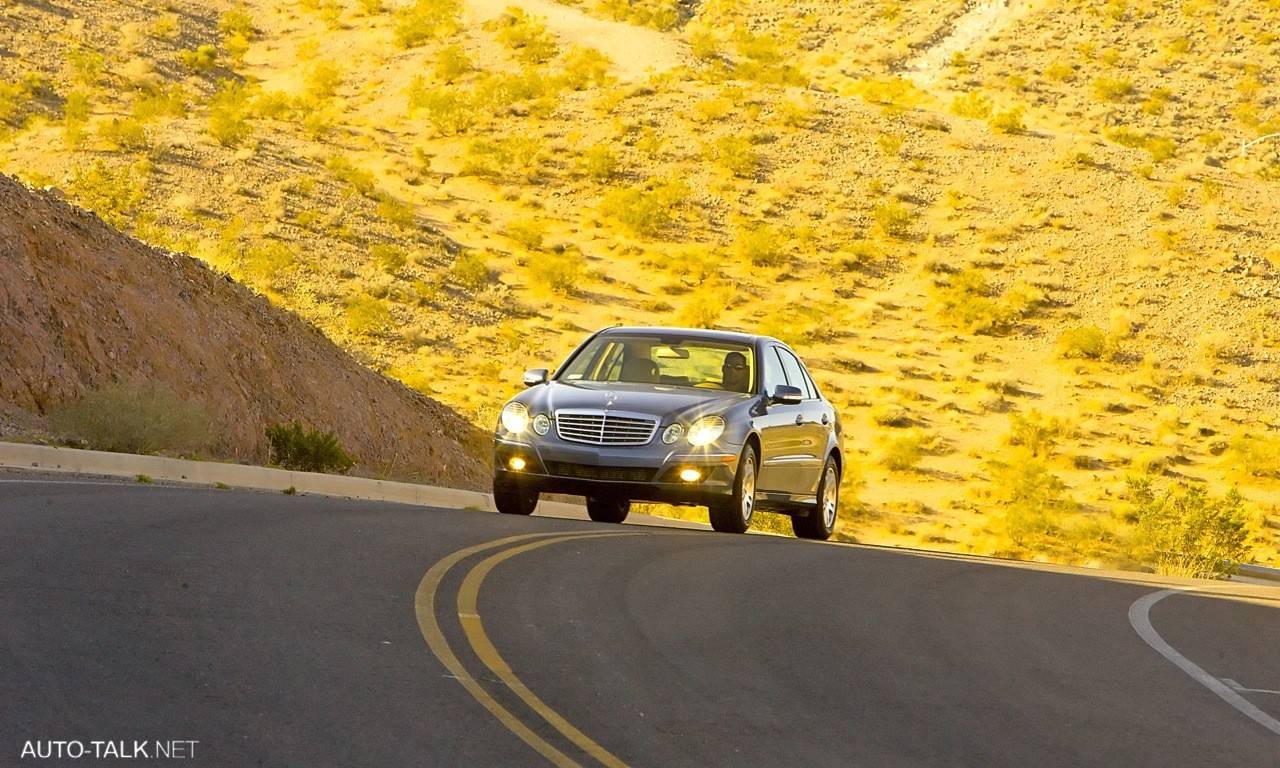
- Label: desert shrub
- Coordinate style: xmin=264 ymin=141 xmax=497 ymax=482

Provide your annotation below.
xmin=219 ymin=5 xmax=256 ymax=39
xmin=68 ymin=48 xmax=105 ymax=86
xmin=1092 ymin=77 xmax=1134 ymax=102
xmin=676 ymin=294 xmax=722 ymax=329
xmin=879 ymin=430 xmax=926 ymax=471
xmin=265 ymin=421 xmax=356 ymax=473
xmin=98 ymin=117 xmax=150 ymax=150
xmin=460 ymin=136 xmax=542 ymax=180
xmin=988 ymin=107 xmax=1025 ymax=134
xmin=178 ymin=45 xmax=219 ymax=71
xmin=49 ymin=381 xmax=211 ymax=455
xmin=732 ymin=31 xmax=805 ymax=85
xmin=240 ymin=241 xmax=295 ymax=285
xmin=376 ymin=197 xmax=415 ymax=230
xmin=1057 ymin=325 xmax=1110 ymax=359
xmin=208 ymin=79 xmax=252 ymax=146
xmin=394 ymin=0 xmax=461 ymax=47
xmin=872 ymin=200 xmax=913 ymax=240
xmin=505 ymin=218 xmax=547 ymax=250
xmin=526 ymin=251 xmax=584 ymax=296
xmin=559 ymin=46 xmax=612 ymax=90
xmin=950 ymin=91 xmax=992 ymax=119
xmin=371 ymin=243 xmax=407 ymax=273
xmin=345 ymin=294 xmax=393 ymax=335
xmin=132 ymin=83 xmax=188 ymax=120
xmin=64 ymin=90 xmax=91 ymax=123
xmin=325 ymin=154 xmax=378 ymax=197
xmin=989 ymin=451 xmax=1067 ymax=548
xmin=735 ymin=223 xmax=786 ymax=267
xmin=305 ymin=60 xmax=343 ymax=102
xmin=1128 ymin=477 xmax=1252 ymax=578
xmin=599 ymin=178 xmax=686 ymax=238
xmin=931 ymin=269 xmax=1038 ymax=335
xmin=0 ymin=80 xmax=32 ymax=126
xmin=1228 ymin=434 xmax=1280 ymax=478
xmin=408 ymin=81 xmax=477 ymax=136
xmin=67 ymin=160 xmax=146 ymax=227
xmin=450 ymin=251 xmax=491 ymax=290
xmin=705 ymin=135 xmax=759 ymax=177
xmin=435 ymin=44 xmax=472 ymax=83
xmin=599 ymin=0 xmax=686 ymax=30
xmin=1006 ymin=410 xmax=1063 ymax=457
xmin=488 ymin=7 xmax=557 ymax=63
xmin=579 ymin=145 xmax=618 ymax=181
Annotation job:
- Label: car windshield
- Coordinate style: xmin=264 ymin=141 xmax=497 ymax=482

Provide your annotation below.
xmin=558 ymin=334 xmax=755 ymax=393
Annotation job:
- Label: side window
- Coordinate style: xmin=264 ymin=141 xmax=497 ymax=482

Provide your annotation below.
xmin=776 ymin=348 xmax=815 ymax=400
xmin=800 ymin=367 xmax=821 ymax=401
xmin=762 ymin=347 xmax=787 ymax=396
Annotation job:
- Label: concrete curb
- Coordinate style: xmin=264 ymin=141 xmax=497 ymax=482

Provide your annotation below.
xmin=0 ymin=441 xmax=710 ymax=529
xmin=0 ymin=441 xmax=566 ymax=516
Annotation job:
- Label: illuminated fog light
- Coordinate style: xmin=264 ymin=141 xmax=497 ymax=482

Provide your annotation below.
xmin=532 ymin=413 xmax=551 ymax=435
xmin=500 ymin=402 xmax=530 ymax=433
xmin=679 ymin=468 xmax=702 ymax=483
xmin=662 ymin=423 xmax=684 ymax=444
xmin=687 ymin=416 xmax=725 ymax=447
xmin=509 ymin=457 xmax=527 ymax=471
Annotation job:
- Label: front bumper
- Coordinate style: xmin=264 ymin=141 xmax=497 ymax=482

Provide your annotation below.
xmin=493 ymin=436 xmax=741 ymax=506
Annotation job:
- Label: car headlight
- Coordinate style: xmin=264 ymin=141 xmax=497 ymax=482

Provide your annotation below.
xmin=661 ymin=423 xmax=684 ymax=444
xmin=532 ymin=413 xmax=551 ymax=435
xmin=687 ymin=416 xmax=725 ymax=447
xmin=500 ymin=402 xmax=530 ymax=434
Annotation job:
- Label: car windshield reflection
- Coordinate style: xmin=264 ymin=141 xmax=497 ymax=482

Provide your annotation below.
xmin=558 ymin=334 xmax=756 ymax=393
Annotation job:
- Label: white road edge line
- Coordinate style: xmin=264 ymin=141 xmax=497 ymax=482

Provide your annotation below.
xmin=1129 ymin=589 xmax=1280 ymax=736
xmin=1223 ymin=679 xmax=1280 ymax=697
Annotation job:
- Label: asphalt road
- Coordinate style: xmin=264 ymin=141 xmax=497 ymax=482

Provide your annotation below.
xmin=2 ymin=474 xmax=1278 ymax=767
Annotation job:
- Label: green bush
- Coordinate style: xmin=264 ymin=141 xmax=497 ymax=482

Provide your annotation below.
xmin=988 ymin=107 xmax=1025 ymax=134
xmin=989 ymin=450 xmax=1067 ymax=548
xmin=1128 ymin=476 xmax=1252 ymax=578
xmin=178 ymin=45 xmax=219 ymax=71
xmin=371 ymin=243 xmax=408 ymax=274
xmin=266 ymin=420 xmax=356 ymax=473
xmin=434 ymin=44 xmax=472 ymax=83
xmin=1057 ymin=325 xmax=1110 ymax=359
xmin=345 ymin=294 xmax=393 ymax=335
xmin=872 ymin=200 xmax=913 ymax=240
xmin=676 ymin=294 xmax=722 ymax=329
xmin=394 ymin=0 xmax=462 ymax=47
xmin=67 ymin=160 xmax=147 ymax=228
xmin=599 ymin=178 xmax=686 ymax=238
xmin=559 ymin=46 xmax=612 ymax=90
xmin=1006 ymin=410 xmax=1063 ymax=457
xmin=528 ymin=251 xmax=585 ymax=295
xmin=208 ymin=79 xmax=252 ymax=146
xmin=505 ymin=218 xmax=547 ymax=250
xmin=451 ymin=250 xmax=491 ymax=290
xmin=98 ymin=117 xmax=150 ymax=150
xmin=735 ymin=224 xmax=786 ymax=267
xmin=49 ymin=381 xmax=211 ymax=455
xmin=490 ymin=8 xmax=558 ymax=64
xmin=705 ymin=135 xmax=760 ymax=178
xmin=579 ymin=145 xmax=618 ymax=181
xmin=1092 ymin=77 xmax=1134 ymax=102
xmin=950 ymin=92 xmax=992 ymax=119
xmin=1228 ymin=434 xmax=1280 ymax=478
xmin=218 ymin=4 xmax=256 ymax=39
xmin=376 ymin=197 xmax=416 ymax=230
xmin=879 ymin=431 xmax=926 ymax=472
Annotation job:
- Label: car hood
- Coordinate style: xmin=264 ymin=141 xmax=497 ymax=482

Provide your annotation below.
xmin=523 ymin=381 xmax=750 ymax=422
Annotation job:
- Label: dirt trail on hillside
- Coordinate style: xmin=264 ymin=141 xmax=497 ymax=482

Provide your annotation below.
xmin=462 ymin=0 xmax=687 ymax=80
xmin=905 ymin=0 xmax=1041 ymax=85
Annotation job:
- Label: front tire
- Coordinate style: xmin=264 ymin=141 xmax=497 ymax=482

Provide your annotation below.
xmin=709 ymin=445 xmax=757 ymax=534
xmin=494 ymin=479 xmax=538 ymax=516
xmin=586 ymin=496 xmax=630 ymax=524
xmin=792 ymin=456 xmax=839 ymax=540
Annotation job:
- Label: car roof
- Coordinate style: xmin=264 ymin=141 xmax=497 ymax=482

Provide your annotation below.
xmin=597 ymin=326 xmax=783 ymax=348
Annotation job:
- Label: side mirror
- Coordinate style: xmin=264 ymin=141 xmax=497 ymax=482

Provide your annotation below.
xmin=768 ymin=384 xmax=803 ymax=405
xmin=522 ymin=368 xmax=549 ymax=387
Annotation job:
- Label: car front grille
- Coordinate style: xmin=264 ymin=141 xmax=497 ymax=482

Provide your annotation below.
xmin=554 ymin=410 xmax=658 ymax=446
xmin=546 ymin=462 xmax=656 ymax=483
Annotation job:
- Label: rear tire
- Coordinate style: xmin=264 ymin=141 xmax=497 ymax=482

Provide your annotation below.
xmin=586 ymin=496 xmax=630 ymax=524
xmin=792 ymin=456 xmax=839 ymax=540
xmin=494 ymin=479 xmax=538 ymax=516
xmin=709 ymin=445 xmax=757 ymax=534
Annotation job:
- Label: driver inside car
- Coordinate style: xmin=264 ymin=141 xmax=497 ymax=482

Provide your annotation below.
xmin=721 ymin=351 xmax=750 ymax=393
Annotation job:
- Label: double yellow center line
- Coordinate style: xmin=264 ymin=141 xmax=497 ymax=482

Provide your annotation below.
xmin=415 ymin=532 xmax=639 ymax=768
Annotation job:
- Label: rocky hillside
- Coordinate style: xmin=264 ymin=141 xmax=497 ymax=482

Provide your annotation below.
xmin=0 ymin=173 xmax=489 ymax=489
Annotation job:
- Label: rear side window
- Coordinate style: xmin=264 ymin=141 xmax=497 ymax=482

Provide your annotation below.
xmin=776 ymin=347 xmax=817 ymax=400
xmin=762 ymin=347 xmax=788 ymax=396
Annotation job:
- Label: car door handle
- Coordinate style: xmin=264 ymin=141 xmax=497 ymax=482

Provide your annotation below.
xmin=821 ymin=414 xmax=829 ymax=425
xmin=795 ymin=414 xmax=805 ymax=426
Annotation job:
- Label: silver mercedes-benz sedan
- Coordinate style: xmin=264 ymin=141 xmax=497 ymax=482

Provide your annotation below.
xmin=492 ymin=326 xmax=844 ymax=539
